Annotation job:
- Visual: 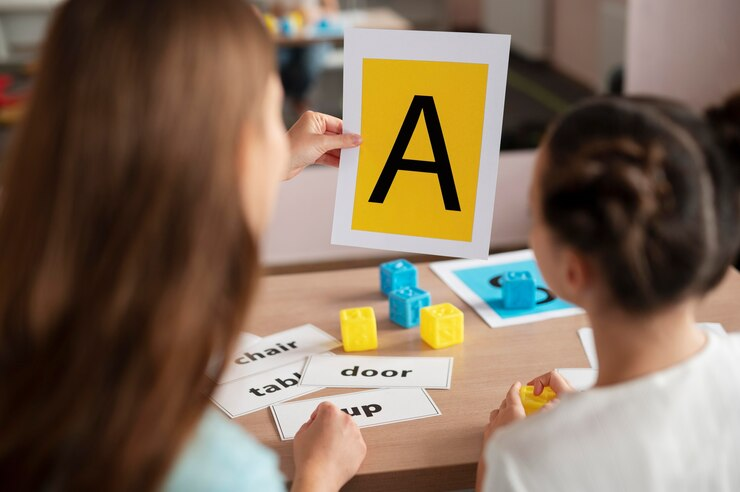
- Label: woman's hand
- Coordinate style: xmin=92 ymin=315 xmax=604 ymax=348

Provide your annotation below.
xmin=292 ymin=402 xmax=367 ymax=492
xmin=527 ymin=370 xmax=574 ymax=396
xmin=286 ymin=111 xmax=362 ymax=181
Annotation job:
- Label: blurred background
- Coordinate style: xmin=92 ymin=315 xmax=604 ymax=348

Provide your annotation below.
xmin=0 ymin=0 xmax=737 ymax=271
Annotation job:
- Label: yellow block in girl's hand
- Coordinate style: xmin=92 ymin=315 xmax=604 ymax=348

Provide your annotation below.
xmin=520 ymin=385 xmax=557 ymax=415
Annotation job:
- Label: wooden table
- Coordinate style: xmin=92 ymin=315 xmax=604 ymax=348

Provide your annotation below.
xmin=234 ymin=263 xmax=740 ymax=491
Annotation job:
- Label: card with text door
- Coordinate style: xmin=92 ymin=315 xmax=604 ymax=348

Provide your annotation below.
xmin=332 ymin=29 xmax=510 ymax=259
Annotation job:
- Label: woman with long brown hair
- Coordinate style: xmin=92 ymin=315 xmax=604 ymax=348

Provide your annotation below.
xmin=0 ymin=0 xmax=365 ymax=490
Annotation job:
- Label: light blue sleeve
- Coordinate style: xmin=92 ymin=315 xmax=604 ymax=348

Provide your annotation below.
xmin=162 ymin=409 xmax=286 ymax=492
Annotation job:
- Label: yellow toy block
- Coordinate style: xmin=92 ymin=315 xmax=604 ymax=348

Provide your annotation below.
xmin=420 ymin=303 xmax=464 ymax=349
xmin=520 ymin=385 xmax=557 ymax=415
xmin=340 ymin=307 xmax=378 ymax=352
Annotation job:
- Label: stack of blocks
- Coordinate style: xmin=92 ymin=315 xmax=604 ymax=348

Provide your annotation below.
xmin=389 ymin=287 xmax=431 ymax=328
xmin=420 ymin=303 xmax=464 ymax=349
xmin=380 ymin=259 xmax=418 ymax=295
xmin=339 ymin=259 xmax=465 ymax=352
xmin=519 ymin=385 xmax=557 ymax=415
xmin=502 ymin=271 xmax=536 ymax=310
xmin=339 ymin=307 xmax=378 ymax=352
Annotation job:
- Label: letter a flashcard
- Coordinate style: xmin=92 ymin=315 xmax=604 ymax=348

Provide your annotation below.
xmin=332 ymin=29 xmax=510 ymax=259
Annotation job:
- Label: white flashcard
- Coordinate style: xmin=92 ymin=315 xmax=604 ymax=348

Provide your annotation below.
xmin=211 ymin=354 xmax=333 ymax=418
xmin=206 ymin=332 xmax=262 ymax=380
xmin=217 ymin=324 xmax=341 ymax=384
xmin=431 ymin=250 xmax=584 ymax=329
xmin=577 ymin=327 xmax=598 ymax=369
xmin=270 ymin=387 xmax=441 ymax=441
xmin=300 ymin=354 xmax=453 ymax=389
xmin=331 ymin=29 xmax=510 ymax=259
xmin=577 ymin=323 xmax=726 ymax=370
xmin=556 ymin=368 xmax=598 ymax=392
xmin=238 ymin=332 xmax=262 ymax=348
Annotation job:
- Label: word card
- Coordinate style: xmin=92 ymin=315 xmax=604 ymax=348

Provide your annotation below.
xmin=431 ymin=249 xmax=583 ymax=328
xmin=211 ymin=355 xmax=333 ymax=418
xmin=270 ymin=387 xmax=441 ymax=441
xmin=217 ymin=324 xmax=340 ymax=384
xmin=332 ymin=28 xmax=510 ymax=259
xmin=300 ymin=354 xmax=453 ymax=389
xmin=206 ymin=332 xmax=262 ymax=381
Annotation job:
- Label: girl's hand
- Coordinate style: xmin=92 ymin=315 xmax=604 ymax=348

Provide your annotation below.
xmin=483 ymin=382 xmax=527 ymax=443
xmin=286 ymin=111 xmax=362 ymax=181
xmin=292 ymin=402 xmax=367 ymax=492
xmin=527 ymin=370 xmax=575 ymax=396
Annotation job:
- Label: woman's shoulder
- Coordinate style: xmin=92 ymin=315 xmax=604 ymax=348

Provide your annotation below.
xmin=162 ymin=409 xmax=285 ymax=492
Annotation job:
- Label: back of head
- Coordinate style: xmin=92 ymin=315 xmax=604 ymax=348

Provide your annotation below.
xmin=0 ymin=0 xmax=272 ymax=490
xmin=540 ymin=96 xmax=740 ymax=313
xmin=706 ymin=90 xmax=740 ymax=269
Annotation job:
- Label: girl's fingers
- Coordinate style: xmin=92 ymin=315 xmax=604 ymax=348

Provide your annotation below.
xmin=506 ymin=382 xmax=523 ymax=405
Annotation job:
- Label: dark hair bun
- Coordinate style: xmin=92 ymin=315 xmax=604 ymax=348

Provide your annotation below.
xmin=541 ymin=96 xmax=740 ymax=313
xmin=706 ymin=91 xmax=740 ymax=172
xmin=706 ymin=91 xmax=740 ymax=269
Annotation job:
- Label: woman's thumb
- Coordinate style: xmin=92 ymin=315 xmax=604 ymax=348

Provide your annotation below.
xmin=322 ymin=132 xmax=362 ymax=152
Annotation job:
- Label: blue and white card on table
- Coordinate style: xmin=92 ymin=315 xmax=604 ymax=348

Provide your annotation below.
xmin=300 ymin=355 xmax=453 ymax=389
xmin=431 ymin=249 xmax=583 ymax=328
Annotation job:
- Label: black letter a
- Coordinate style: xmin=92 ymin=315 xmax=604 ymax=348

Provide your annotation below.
xmin=368 ymin=95 xmax=461 ymax=211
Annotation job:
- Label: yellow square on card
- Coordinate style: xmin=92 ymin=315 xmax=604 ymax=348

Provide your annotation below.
xmin=351 ymin=59 xmax=489 ymax=241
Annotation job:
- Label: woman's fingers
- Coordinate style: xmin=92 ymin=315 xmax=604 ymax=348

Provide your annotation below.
xmin=315 ymin=154 xmax=340 ymax=167
xmin=318 ymin=112 xmax=344 ymax=134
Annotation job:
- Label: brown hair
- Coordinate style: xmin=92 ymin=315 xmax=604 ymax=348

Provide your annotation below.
xmin=0 ymin=0 xmax=273 ymax=490
xmin=540 ymin=96 xmax=740 ymax=313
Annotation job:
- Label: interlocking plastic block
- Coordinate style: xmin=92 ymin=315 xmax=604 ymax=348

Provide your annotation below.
xmin=520 ymin=385 xmax=557 ymax=415
xmin=420 ymin=303 xmax=464 ymax=349
xmin=502 ymin=271 xmax=536 ymax=309
xmin=379 ymin=259 xmax=418 ymax=296
xmin=340 ymin=307 xmax=378 ymax=352
xmin=389 ymin=287 xmax=431 ymax=328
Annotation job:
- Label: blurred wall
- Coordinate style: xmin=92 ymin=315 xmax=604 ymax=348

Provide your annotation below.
xmin=483 ymin=0 xmax=549 ymax=60
xmin=625 ymin=0 xmax=740 ymax=111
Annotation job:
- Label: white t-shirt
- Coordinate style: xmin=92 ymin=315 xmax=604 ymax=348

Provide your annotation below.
xmin=483 ymin=332 xmax=740 ymax=491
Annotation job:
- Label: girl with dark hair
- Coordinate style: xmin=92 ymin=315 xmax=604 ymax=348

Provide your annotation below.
xmin=478 ymin=96 xmax=740 ymax=491
xmin=0 ymin=0 xmax=365 ymax=490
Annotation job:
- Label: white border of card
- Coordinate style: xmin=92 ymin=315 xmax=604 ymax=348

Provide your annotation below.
xmin=430 ymin=249 xmax=584 ymax=328
xmin=300 ymin=355 xmax=453 ymax=389
xmin=331 ymin=28 xmax=511 ymax=259
xmin=211 ymin=354 xmax=334 ymax=418
xmin=217 ymin=324 xmax=341 ymax=384
xmin=270 ymin=388 xmax=442 ymax=441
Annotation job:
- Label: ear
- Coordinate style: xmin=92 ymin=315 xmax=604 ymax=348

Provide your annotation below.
xmin=560 ymin=248 xmax=593 ymax=306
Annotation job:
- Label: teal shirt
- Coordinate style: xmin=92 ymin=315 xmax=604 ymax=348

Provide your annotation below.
xmin=162 ymin=409 xmax=286 ymax=492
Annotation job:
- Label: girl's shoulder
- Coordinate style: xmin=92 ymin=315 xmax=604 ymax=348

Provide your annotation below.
xmin=162 ymin=409 xmax=285 ymax=492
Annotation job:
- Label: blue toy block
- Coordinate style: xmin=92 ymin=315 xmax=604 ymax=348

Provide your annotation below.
xmin=279 ymin=17 xmax=294 ymax=36
xmin=502 ymin=271 xmax=536 ymax=309
xmin=379 ymin=259 xmax=418 ymax=296
xmin=389 ymin=287 xmax=431 ymax=328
